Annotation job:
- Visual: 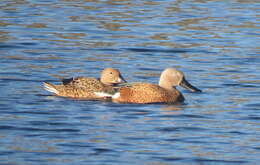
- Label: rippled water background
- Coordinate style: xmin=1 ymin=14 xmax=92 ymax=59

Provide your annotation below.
xmin=0 ymin=0 xmax=259 ymax=164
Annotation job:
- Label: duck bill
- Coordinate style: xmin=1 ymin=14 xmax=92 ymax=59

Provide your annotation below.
xmin=117 ymin=75 xmax=127 ymax=84
xmin=180 ymin=78 xmax=201 ymax=92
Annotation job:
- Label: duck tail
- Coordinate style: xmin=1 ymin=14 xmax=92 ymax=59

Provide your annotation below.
xmin=43 ymin=82 xmax=59 ymax=95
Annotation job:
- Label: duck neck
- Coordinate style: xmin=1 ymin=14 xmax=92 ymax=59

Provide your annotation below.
xmin=159 ymin=79 xmax=175 ymax=90
xmin=99 ymin=78 xmax=112 ymax=86
xmin=102 ymin=82 xmax=113 ymax=86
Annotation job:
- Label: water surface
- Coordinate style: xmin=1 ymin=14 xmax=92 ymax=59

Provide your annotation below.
xmin=0 ymin=0 xmax=259 ymax=164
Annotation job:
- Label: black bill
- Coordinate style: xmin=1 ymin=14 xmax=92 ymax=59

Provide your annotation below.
xmin=120 ymin=75 xmax=127 ymax=83
xmin=180 ymin=78 xmax=202 ymax=92
xmin=113 ymin=74 xmax=127 ymax=86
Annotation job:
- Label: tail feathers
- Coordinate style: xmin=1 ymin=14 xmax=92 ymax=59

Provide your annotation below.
xmin=43 ymin=82 xmax=59 ymax=95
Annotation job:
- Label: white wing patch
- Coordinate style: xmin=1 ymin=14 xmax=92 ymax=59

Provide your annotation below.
xmin=112 ymin=92 xmax=120 ymax=99
xmin=94 ymin=92 xmax=113 ymax=98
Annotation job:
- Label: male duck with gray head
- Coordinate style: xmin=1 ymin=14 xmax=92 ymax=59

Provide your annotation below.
xmin=43 ymin=68 xmax=127 ymax=99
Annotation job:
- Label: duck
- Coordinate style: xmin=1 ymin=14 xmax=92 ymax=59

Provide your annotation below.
xmin=43 ymin=68 xmax=127 ymax=99
xmin=95 ymin=68 xmax=201 ymax=104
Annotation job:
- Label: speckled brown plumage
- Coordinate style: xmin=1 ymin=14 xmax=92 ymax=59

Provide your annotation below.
xmin=44 ymin=78 xmax=115 ymax=99
xmin=114 ymin=83 xmax=184 ymax=104
xmin=43 ymin=68 xmax=126 ymax=99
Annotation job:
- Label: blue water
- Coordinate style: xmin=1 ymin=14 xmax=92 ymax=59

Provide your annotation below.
xmin=0 ymin=0 xmax=259 ymax=164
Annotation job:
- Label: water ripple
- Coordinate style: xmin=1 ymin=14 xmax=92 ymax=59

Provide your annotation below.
xmin=157 ymin=126 xmax=208 ymax=132
xmin=193 ymin=158 xmax=249 ymax=164
xmin=0 ymin=125 xmax=80 ymax=133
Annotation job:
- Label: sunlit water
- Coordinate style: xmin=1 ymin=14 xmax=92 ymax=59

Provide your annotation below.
xmin=0 ymin=0 xmax=259 ymax=164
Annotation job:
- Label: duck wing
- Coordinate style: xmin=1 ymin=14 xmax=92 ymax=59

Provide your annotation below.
xmin=61 ymin=77 xmax=101 ymax=89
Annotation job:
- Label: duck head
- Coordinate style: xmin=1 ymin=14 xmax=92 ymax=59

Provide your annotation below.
xmin=100 ymin=68 xmax=127 ymax=85
xmin=159 ymin=68 xmax=201 ymax=92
